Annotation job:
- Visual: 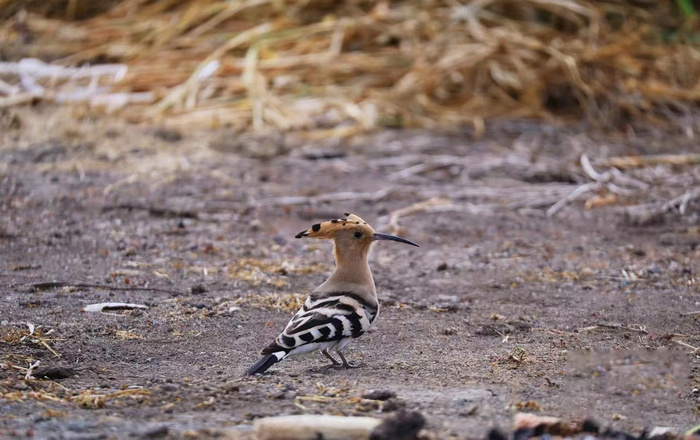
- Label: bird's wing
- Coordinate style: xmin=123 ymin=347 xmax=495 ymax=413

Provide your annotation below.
xmin=260 ymin=294 xmax=375 ymax=356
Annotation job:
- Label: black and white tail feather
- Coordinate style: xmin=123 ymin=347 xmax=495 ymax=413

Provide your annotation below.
xmin=246 ymin=293 xmax=378 ymax=376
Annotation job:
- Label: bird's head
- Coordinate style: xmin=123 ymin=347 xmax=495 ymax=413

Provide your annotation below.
xmin=295 ymin=213 xmax=419 ymax=258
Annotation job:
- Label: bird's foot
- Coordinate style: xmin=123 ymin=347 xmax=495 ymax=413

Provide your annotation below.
xmin=338 ymin=352 xmax=365 ymax=369
xmin=342 ymin=360 xmax=366 ymax=369
xmin=321 ymin=349 xmax=341 ymax=366
xmin=318 ymin=362 xmax=365 ymax=373
xmin=321 ymin=363 xmax=342 ymax=373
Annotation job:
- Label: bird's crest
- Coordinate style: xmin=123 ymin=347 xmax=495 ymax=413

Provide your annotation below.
xmin=295 ymin=213 xmax=375 ymax=240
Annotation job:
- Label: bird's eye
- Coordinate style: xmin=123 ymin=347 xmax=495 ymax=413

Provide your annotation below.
xmin=354 ymin=232 xmax=362 ymax=238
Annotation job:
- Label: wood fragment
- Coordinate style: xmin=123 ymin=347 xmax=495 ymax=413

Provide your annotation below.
xmin=595 ymin=154 xmax=700 ymax=169
xmin=584 ymin=194 xmax=618 ymax=210
xmin=40 ymin=340 xmax=61 ymax=358
xmin=514 ymin=413 xmax=561 ymax=430
xmin=674 ymin=340 xmax=700 ymax=353
xmin=580 ymin=154 xmax=610 ymax=183
xmin=686 ymin=423 xmax=700 ymax=437
xmin=623 ymin=187 xmax=700 ymax=226
xmin=254 ymin=415 xmax=381 ymax=440
xmin=546 ymin=182 xmax=601 ymax=218
xmin=25 ymin=360 xmax=41 ymax=380
xmin=386 ymin=197 xmax=452 ymax=234
xmin=577 ymin=323 xmax=648 ymax=334
xmin=0 ymin=93 xmax=35 ymax=107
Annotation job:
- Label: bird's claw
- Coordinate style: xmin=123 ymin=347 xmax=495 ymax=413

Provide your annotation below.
xmin=337 ymin=352 xmax=364 ymax=369
xmin=342 ymin=360 xmax=365 ymax=369
xmin=317 ymin=360 xmax=365 ymax=373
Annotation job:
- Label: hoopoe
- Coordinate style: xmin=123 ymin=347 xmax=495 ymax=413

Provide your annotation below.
xmin=246 ymin=213 xmax=419 ymax=375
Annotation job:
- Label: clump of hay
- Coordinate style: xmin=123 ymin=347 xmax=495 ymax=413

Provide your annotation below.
xmin=0 ymin=1 xmax=698 ymax=133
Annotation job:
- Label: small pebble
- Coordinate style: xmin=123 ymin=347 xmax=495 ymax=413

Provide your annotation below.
xmin=370 ymin=410 xmax=425 ymax=440
xmin=142 ymin=425 xmax=169 ymax=438
xmin=362 ymin=390 xmax=396 ymax=400
xmin=191 ymin=284 xmax=207 ymax=295
xmin=250 ymin=219 xmax=262 ymax=231
xmin=647 ymin=265 xmax=662 ymax=275
xmin=381 ymin=398 xmax=406 ymax=412
xmin=32 ymin=366 xmax=75 ymax=380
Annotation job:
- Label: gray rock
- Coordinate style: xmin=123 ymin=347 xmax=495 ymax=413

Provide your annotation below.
xmin=140 ymin=425 xmax=169 ymax=438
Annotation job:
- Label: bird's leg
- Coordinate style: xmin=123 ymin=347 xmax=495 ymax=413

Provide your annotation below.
xmin=321 ymin=348 xmax=341 ymax=367
xmin=337 ymin=350 xmax=365 ymax=369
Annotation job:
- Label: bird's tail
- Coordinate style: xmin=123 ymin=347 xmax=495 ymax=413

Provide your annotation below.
xmin=246 ymin=351 xmax=285 ymax=376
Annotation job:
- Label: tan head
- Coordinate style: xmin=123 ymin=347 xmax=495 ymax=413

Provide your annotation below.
xmin=295 ymin=213 xmax=419 ymax=261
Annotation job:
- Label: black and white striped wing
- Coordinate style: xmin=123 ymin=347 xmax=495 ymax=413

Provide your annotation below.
xmin=261 ymin=293 xmax=377 ymax=357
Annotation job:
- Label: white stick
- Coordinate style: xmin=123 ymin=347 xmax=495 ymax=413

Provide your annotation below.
xmin=25 ymin=360 xmax=41 ymax=380
xmin=546 ymin=182 xmax=600 ymax=218
xmin=0 ymin=59 xmax=127 ymax=81
xmin=83 ymin=302 xmax=149 ymax=313
xmin=580 ymin=154 xmax=609 ymax=182
xmin=254 ymin=415 xmax=382 ymax=440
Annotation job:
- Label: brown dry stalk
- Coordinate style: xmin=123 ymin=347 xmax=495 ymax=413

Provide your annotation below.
xmin=595 ymin=154 xmax=700 ymax=170
xmin=0 ymin=1 xmax=697 ymax=132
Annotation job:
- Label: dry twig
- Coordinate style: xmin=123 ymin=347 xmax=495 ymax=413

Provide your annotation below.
xmin=624 ymin=187 xmax=700 ymax=226
xmin=577 ymin=323 xmax=649 ymax=334
xmin=674 ymin=340 xmax=700 ymax=354
xmin=546 ymin=182 xmax=601 ymax=218
xmin=595 ymin=154 xmax=700 ymax=169
xmin=254 ymin=415 xmax=381 ymax=440
xmin=385 ymin=197 xmax=452 ymax=234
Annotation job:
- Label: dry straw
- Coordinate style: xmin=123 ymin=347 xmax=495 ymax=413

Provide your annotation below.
xmin=0 ymin=0 xmax=698 ymax=133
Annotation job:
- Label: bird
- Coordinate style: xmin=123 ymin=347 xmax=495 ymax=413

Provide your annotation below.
xmin=246 ymin=213 xmax=419 ymax=375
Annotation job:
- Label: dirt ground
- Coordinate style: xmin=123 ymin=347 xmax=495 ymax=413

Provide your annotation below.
xmin=1 ymin=107 xmax=699 ymax=439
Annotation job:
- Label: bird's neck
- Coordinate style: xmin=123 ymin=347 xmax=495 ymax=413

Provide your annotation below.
xmin=328 ymin=245 xmax=375 ymax=294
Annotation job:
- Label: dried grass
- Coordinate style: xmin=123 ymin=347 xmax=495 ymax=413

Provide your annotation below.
xmin=235 ymin=292 xmax=306 ymax=313
xmin=0 ymin=385 xmax=152 ymax=408
xmin=0 ymin=327 xmax=25 ymax=344
xmin=70 ymin=388 xmax=151 ymax=409
xmin=228 ymin=258 xmax=328 ymax=288
xmin=0 ymin=365 xmax=152 ymax=409
xmin=0 ymin=325 xmax=62 ymax=357
xmin=0 ymin=1 xmax=698 ymax=133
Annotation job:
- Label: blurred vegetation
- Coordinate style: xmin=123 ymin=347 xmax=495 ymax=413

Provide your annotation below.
xmin=1 ymin=0 xmax=699 ymax=134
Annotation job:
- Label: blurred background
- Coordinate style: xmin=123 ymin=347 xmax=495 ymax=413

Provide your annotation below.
xmin=1 ymin=0 xmax=700 ymax=135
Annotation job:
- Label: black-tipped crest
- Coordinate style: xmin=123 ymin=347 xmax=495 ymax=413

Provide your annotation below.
xmin=294 ymin=213 xmax=419 ymax=247
xmin=295 ymin=213 xmax=372 ymax=240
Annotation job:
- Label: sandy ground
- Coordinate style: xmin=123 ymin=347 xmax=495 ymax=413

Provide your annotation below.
xmin=1 ymin=107 xmax=699 ymax=439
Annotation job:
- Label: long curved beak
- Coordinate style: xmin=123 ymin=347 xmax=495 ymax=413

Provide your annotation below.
xmin=373 ymin=232 xmax=420 ymax=247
